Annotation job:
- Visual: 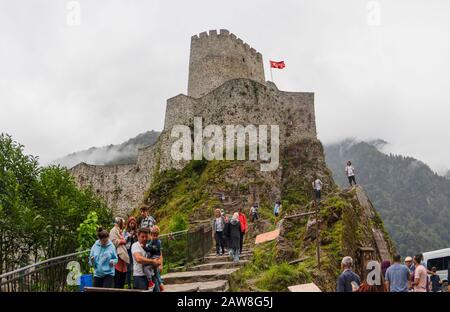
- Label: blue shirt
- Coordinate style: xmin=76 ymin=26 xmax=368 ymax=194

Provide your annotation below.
xmin=385 ymin=263 xmax=410 ymax=292
xmin=337 ymin=269 xmax=360 ymax=292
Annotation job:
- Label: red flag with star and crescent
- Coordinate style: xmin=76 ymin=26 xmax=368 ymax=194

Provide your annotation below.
xmin=270 ymin=60 xmax=286 ymax=69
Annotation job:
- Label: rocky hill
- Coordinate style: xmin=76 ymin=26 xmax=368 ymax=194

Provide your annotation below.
xmin=139 ymin=138 xmax=394 ymax=291
xmin=325 ymin=139 xmax=450 ymax=257
xmin=51 ymin=130 xmax=160 ymax=168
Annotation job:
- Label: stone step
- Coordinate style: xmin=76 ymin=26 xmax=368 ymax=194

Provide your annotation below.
xmin=162 ymin=268 xmax=239 ymax=284
xmin=187 ymin=260 xmax=249 ymax=271
xmin=204 ymin=253 xmax=252 ymax=263
xmin=164 ymin=280 xmax=229 ymax=292
xmin=207 ymin=250 xmax=252 ymax=257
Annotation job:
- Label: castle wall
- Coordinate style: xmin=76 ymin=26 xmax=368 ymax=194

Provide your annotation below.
xmin=71 ymin=143 xmax=159 ymax=217
xmin=188 ymin=29 xmax=265 ymax=98
xmin=192 ymin=79 xmax=316 ymax=147
xmin=70 ymin=31 xmax=317 ymax=217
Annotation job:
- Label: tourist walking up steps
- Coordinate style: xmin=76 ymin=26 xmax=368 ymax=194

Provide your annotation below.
xmin=385 ymin=254 xmax=410 ymax=292
xmin=213 ymin=208 xmax=226 ymax=256
xmin=89 ymin=228 xmax=118 ymax=288
xmin=110 ymin=217 xmax=130 ymax=289
xmin=312 ymin=176 xmax=323 ymax=202
xmin=124 ymin=216 xmax=138 ymax=289
xmin=345 ymin=161 xmax=357 ymax=187
xmin=336 ymin=256 xmax=361 ymax=292
xmin=238 ymin=207 xmax=248 ymax=254
xmin=225 ymin=212 xmax=241 ymax=263
xmin=250 ymin=203 xmax=259 ymax=222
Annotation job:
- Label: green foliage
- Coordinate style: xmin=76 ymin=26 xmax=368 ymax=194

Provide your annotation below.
xmin=77 ymin=212 xmax=100 ymax=251
xmin=256 ymin=262 xmax=311 ymax=292
xmin=168 ymin=214 xmax=188 ymax=232
xmin=0 ymin=133 xmax=112 ymax=274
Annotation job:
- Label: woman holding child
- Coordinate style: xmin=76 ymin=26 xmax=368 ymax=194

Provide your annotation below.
xmin=110 ymin=217 xmax=129 ymax=289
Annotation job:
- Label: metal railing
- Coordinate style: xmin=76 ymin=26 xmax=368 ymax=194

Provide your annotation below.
xmin=0 ymin=225 xmax=213 ymax=292
xmin=0 ymin=250 xmax=89 ymax=292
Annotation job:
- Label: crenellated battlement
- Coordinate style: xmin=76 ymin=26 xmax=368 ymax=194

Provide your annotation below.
xmin=187 ymin=29 xmax=265 ymax=98
xmin=190 ymin=29 xmax=263 ymax=60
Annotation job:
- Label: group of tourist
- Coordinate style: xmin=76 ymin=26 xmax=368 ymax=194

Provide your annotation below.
xmin=212 ymin=207 xmax=248 ymax=263
xmin=337 ymin=253 xmax=447 ymax=292
xmin=88 ymin=205 xmax=164 ymax=291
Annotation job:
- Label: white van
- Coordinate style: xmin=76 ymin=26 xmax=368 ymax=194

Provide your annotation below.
xmin=422 ymin=248 xmax=450 ymax=282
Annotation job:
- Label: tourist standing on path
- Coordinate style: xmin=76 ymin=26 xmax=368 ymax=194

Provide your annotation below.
xmin=89 ymin=228 xmax=118 ymax=288
xmin=345 ymin=161 xmax=357 ymax=187
xmin=124 ymin=216 xmax=138 ymax=289
xmin=140 ymin=205 xmax=156 ymax=230
xmin=225 ymin=212 xmax=241 ymax=263
xmin=238 ymin=207 xmax=248 ymax=254
xmin=404 ymin=256 xmax=415 ymax=290
xmin=429 ymin=267 xmax=442 ymax=292
xmin=131 ymin=228 xmax=161 ymax=290
xmin=110 ymin=217 xmax=129 ymax=289
xmin=312 ymin=176 xmax=323 ymax=202
xmin=213 ymin=208 xmax=226 ymax=256
xmin=273 ymin=201 xmax=281 ymax=218
xmin=412 ymin=254 xmax=428 ymax=292
xmin=385 ymin=254 xmax=410 ymax=292
xmin=250 ymin=203 xmax=259 ymax=222
xmin=336 ymin=256 xmax=361 ymax=292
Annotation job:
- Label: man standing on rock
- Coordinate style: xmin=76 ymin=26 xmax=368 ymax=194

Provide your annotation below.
xmin=337 ymin=256 xmax=361 ymax=292
xmin=140 ymin=205 xmax=156 ymax=230
xmin=345 ymin=161 xmax=357 ymax=187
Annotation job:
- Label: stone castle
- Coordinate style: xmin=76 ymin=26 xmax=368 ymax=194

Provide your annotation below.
xmin=71 ymin=29 xmax=317 ymax=216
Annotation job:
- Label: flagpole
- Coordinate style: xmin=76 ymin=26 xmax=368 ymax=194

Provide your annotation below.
xmin=270 ymin=62 xmax=274 ymax=82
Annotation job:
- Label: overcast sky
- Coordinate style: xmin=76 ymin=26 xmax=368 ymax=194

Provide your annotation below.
xmin=1 ymin=0 xmax=449 ymax=172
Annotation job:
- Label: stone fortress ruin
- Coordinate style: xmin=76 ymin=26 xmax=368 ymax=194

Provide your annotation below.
xmin=71 ymin=29 xmax=317 ymax=216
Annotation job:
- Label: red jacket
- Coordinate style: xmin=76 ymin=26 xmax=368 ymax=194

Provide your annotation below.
xmin=238 ymin=213 xmax=248 ymax=233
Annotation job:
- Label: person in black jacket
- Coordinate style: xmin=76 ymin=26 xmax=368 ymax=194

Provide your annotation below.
xmin=224 ymin=212 xmax=241 ymax=263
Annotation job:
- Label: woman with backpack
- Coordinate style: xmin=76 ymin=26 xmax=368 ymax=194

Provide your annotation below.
xmin=224 ymin=212 xmax=241 ymax=263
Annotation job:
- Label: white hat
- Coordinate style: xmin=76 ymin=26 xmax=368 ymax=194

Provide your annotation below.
xmin=404 ymin=256 xmax=413 ymax=262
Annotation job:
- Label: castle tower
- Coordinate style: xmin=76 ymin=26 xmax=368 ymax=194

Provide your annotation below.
xmin=187 ymin=29 xmax=266 ymax=98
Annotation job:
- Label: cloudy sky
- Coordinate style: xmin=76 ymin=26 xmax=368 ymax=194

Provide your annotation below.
xmin=1 ymin=0 xmax=449 ymax=172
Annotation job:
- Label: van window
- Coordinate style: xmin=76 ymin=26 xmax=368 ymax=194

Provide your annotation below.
xmin=427 ymin=256 xmax=450 ymax=271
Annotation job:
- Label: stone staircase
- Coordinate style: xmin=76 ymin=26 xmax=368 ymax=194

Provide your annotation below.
xmin=163 ymin=246 xmax=252 ymax=292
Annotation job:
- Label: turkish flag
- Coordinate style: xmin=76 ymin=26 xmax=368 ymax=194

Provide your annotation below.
xmin=270 ymin=60 xmax=285 ymax=69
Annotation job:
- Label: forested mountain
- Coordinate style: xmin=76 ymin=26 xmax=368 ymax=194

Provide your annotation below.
xmin=52 ymin=130 xmax=160 ymax=168
xmin=325 ymin=139 xmax=450 ymax=257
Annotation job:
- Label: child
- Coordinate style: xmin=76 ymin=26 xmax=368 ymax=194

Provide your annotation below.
xmin=429 ymin=267 xmax=442 ymax=292
xmin=143 ymin=225 xmax=164 ymax=292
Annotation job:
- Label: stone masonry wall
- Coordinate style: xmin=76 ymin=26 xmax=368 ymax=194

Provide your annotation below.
xmin=188 ymin=29 xmax=265 ymax=98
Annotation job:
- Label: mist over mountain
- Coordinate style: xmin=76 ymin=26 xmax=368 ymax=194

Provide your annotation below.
xmin=325 ymin=139 xmax=450 ymax=257
xmin=52 ymin=130 xmax=160 ymax=168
